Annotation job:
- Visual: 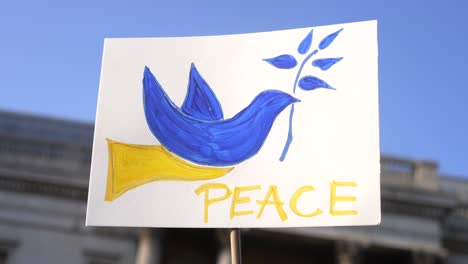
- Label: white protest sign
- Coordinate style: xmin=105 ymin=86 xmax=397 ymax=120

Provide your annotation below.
xmin=86 ymin=20 xmax=380 ymax=228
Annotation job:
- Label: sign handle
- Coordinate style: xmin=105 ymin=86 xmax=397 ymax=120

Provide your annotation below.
xmin=230 ymin=228 xmax=242 ymax=264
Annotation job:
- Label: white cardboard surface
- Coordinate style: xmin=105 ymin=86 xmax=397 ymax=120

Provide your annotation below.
xmin=86 ymin=20 xmax=380 ymax=228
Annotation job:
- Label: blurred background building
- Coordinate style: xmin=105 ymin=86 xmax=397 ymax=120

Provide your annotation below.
xmin=0 ymin=109 xmax=467 ymax=264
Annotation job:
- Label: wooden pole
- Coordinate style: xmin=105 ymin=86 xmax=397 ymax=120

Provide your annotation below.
xmin=230 ymin=228 xmax=242 ymax=264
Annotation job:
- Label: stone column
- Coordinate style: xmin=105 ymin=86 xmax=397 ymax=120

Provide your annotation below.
xmin=412 ymin=251 xmax=435 ymax=264
xmin=135 ymin=228 xmax=163 ymax=264
xmin=216 ymin=229 xmax=231 ymax=264
xmin=413 ymin=160 xmax=439 ymax=190
xmin=217 ymin=246 xmax=231 ymax=264
xmin=335 ymin=241 xmax=360 ymax=264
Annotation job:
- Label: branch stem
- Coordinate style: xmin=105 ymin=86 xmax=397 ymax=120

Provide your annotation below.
xmin=279 ymin=49 xmax=318 ymax=161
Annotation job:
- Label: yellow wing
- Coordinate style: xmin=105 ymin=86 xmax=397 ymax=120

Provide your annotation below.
xmin=105 ymin=139 xmax=234 ymax=201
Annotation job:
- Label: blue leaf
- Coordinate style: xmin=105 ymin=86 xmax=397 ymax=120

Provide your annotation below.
xmin=319 ymin=28 xmax=343 ymax=50
xmin=299 ymin=76 xmax=334 ymax=91
xmin=298 ymin=29 xmax=313 ymax=54
xmin=263 ymin=55 xmax=297 ymax=69
xmin=312 ymin=57 xmax=343 ymax=70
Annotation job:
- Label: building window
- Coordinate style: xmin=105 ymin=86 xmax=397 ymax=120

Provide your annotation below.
xmin=83 ymin=250 xmax=121 ymax=264
xmin=0 ymin=250 xmax=7 ymax=264
xmin=87 ymin=260 xmax=113 ymax=264
xmin=0 ymin=240 xmax=18 ymax=264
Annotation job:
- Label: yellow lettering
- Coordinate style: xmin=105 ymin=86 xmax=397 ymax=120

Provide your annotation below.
xmin=195 ymin=183 xmax=232 ymax=223
xmin=290 ymin=186 xmax=323 ymax=217
xmin=330 ymin=181 xmax=358 ymax=216
xmin=230 ymin=185 xmax=261 ymax=219
xmin=256 ymin=185 xmax=288 ymax=221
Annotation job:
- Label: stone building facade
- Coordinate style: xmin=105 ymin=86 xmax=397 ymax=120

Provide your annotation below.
xmin=0 ymin=110 xmax=467 ymax=264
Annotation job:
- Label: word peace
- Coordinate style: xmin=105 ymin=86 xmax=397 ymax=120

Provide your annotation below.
xmin=195 ymin=181 xmax=358 ymax=223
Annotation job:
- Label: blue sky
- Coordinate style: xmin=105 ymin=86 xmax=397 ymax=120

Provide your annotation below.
xmin=0 ymin=0 xmax=467 ymax=177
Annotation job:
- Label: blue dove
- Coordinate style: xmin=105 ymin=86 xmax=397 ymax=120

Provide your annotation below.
xmin=143 ymin=64 xmax=299 ymax=167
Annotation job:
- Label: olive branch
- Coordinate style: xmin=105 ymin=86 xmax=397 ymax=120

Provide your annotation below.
xmin=263 ymin=27 xmax=344 ymax=161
